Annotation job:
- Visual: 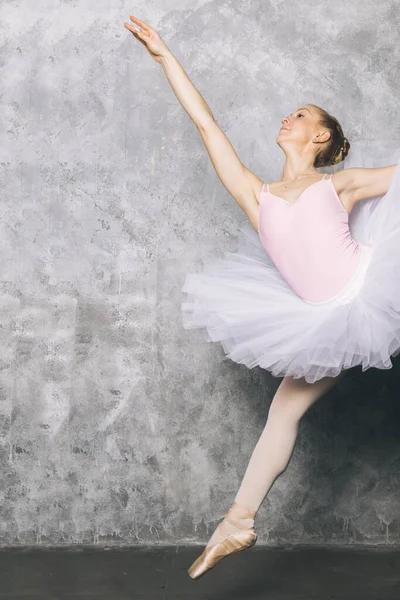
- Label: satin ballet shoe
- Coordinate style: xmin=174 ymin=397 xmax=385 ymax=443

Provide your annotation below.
xmin=188 ymin=503 xmax=257 ymax=580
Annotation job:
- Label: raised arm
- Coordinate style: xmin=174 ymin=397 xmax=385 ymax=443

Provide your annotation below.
xmin=125 ymin=15 xmax=263 ymax=231
xmin=194 ymin=119 xmax=263 ymax=229
xmin=159 ymin=42 xmax=263 ymax=229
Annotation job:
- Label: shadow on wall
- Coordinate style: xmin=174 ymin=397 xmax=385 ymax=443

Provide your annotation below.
xmin=291 ymin=357 xmax=400 ymax=545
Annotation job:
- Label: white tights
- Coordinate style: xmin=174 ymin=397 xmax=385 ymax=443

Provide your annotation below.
xmin=206 ymin=372 xmax=345 ymax=548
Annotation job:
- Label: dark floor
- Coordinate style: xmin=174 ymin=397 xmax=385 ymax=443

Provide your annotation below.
xmin=0 ymin=544 xmax=399 ymax=599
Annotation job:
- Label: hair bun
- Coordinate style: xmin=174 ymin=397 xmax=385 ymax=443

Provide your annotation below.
xmin=313 ymin=105 xmax=350 ymax=167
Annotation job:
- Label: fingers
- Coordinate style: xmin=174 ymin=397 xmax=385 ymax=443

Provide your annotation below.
xmin=124 ymin=22 xmax=147 ymax=38
xmin=124 ymin=23 xmax=139 ymax=33
xmin=124 ymin=24 xmax=148 ymax=48
xmin=129 ymin=15 xmax=150 ymax=32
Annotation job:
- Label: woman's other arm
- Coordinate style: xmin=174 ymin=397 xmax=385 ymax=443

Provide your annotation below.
xmin=344 ymin=164 xmax=399 ymax=205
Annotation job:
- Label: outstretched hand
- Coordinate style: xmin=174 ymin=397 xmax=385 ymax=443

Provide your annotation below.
xmin=124 ymin=15 xmax=170 ymax=63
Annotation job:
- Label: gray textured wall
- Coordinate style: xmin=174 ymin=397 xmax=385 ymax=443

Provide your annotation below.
xmin=1 ymin=0 xmax=399 ymax=547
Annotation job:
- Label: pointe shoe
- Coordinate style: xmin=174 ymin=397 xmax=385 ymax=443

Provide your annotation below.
xmin=188 ymin=503 xmax=257 ymax=580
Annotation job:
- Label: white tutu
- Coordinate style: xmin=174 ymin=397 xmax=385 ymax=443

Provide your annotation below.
xmin=181 ymin=142 xmax=400 ymax=383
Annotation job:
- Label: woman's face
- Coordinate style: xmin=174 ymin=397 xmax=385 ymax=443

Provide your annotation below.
xmin=277 ymin=105 xmax=322 ymax=148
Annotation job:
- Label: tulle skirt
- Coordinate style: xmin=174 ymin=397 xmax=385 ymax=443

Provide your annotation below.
xmin=181 ymin=142 xmax=400 ymax=383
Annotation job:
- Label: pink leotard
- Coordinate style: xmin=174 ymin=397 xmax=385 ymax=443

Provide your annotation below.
xmin=258 ymin=173 xmax=368 ymax=304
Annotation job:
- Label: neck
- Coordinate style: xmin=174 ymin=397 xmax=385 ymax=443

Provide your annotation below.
xmin=279 ymin=145 xmax=319 ymax=182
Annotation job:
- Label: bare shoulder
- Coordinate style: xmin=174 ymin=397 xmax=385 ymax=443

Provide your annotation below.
xmin=334 ymin=164 xmax=398 ymax=204
xmin=331 ymin=169 xmax=357 ymax=213
xmin=243 ymin=166 xmax=264 ymax=205
xmin=239 ymin=166 xmax=265 ymax=233
xmin=331 ymin=168 xmax=355 ymax=195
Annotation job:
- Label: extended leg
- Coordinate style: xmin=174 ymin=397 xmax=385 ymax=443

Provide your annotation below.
xmin=206 ymin=371 xmax=345 ymax=547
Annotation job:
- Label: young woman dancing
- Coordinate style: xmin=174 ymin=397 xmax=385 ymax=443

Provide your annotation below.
xmin=124 ymin=16 xmax=400 ymax=580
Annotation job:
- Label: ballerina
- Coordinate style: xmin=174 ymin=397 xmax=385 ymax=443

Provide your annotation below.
xmin=125 ymin=16 xmax=400 ymax=579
